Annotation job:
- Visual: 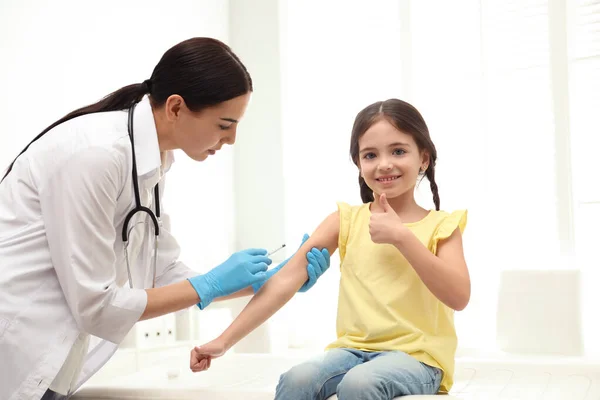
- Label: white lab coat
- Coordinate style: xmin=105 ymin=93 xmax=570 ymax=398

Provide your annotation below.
xmin=0 ymin=96 xmax=197 ymax=400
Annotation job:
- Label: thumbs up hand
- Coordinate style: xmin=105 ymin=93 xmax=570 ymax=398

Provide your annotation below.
xmin=369 ymin=193 xmax=408 ymax=245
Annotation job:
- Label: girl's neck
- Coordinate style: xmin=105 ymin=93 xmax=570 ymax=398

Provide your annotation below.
xmin=371 ymin=190 xmax=428 ymax=221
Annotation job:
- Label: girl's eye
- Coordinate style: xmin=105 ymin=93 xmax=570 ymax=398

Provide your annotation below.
xmin=393 ymin=148 xmax=406 ymax=156
xmin=363 ymin=152 xmax=376 ymax=160
xmin=219 ymin=125 xmax=231 ymax=130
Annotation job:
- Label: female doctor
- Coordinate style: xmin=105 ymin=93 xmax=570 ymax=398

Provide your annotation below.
xmin=0 ymin=37 xmax=330 ymax=400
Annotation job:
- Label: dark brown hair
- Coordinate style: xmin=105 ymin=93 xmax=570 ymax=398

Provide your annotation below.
xmin=349 ymin=99 xmax=440 ymax=210
xmin=2 ymin=37 xmax=252 ymax=181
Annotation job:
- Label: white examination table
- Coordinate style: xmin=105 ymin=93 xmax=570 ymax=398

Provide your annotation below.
xmin=72 ymin=349 xmax=600 ymax=400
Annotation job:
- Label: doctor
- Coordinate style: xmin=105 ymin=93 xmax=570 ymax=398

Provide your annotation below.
xmin=0 ymin=37 xmax=330 ymax=400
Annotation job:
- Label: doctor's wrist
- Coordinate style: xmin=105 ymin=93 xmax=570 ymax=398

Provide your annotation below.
xmin=187 ymin=274 xmax=215 ymax=310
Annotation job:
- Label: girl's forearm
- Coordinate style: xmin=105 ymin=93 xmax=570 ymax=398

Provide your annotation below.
xmin=218 ymin=243 xmax=313 ymax=349
xmin=393 ymin=229 xmax=470 ymax=311
xmin=216 ymin=212 xmax=340 ymax=350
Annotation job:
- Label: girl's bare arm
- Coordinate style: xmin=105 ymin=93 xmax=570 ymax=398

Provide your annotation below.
xmin=218 ymin=211 xmax=340 ymax=350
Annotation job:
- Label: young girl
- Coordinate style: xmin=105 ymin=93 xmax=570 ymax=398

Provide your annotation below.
xmin=190 ymin=99 xmax=470 ymax=399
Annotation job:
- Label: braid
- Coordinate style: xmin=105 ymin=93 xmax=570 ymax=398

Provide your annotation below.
xmin=359 ymin=175 xmax=374 ymax=203
xmin=425 ymin=167 xmax=440 ymax=211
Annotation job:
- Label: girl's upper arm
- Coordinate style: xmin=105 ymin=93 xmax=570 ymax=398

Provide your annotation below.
xmin=436 ymin=228 xmax=469 ymax=281
xmin=311 ymin=210 xmax=341 ymax=253
xmin=295 ymin=210 xmax=340 ymax=264
xmin=275 ymin=210 xmax=341 ymax=281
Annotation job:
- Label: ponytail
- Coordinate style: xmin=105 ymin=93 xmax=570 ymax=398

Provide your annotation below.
xmin=1 ymin=82 xmax=149 ymax=182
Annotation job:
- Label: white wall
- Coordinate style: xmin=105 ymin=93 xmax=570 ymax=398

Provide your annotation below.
xmin=279 ymin=0 xmax=408 ymax=349
xmin=224 ymin=0 xmax=291 ymax=353
xmin=229 ymin=0 xmax=286 ymax=256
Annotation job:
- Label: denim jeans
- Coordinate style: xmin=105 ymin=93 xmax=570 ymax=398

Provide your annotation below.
xmin=275 ymin=348 xmax=442 ymax=400
xmin=41 ymin=389 xmax=67 ymax=400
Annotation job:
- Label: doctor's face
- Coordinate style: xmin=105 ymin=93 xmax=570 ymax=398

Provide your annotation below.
xmin=165 ymin=92 xmax=251 ymax=161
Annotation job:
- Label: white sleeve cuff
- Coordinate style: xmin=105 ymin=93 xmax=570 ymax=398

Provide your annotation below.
xmin=94 ymin=288 xmax=148 ymax=344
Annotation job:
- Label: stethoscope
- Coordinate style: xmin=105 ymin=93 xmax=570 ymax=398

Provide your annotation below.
xmin=122 ymin=102 xmax=161 ymax=289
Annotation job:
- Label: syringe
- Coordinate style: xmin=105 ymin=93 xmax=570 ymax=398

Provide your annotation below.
xmin=267 ymin=244 xmax=286 ymax=257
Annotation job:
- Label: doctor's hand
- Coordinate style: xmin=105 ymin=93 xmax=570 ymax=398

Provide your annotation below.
xmin=251 ymin=234 xmax=331 ymax=294
xmin=187 ymin=249 xmax=271 ymax=310
xmin=190 ymin=338 xmax=227 ymax=373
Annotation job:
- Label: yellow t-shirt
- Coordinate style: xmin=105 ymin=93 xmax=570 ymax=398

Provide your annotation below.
xmin=326 ymin=202 xmax=467 ymax=393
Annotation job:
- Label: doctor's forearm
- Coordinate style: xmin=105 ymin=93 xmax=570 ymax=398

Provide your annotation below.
xmin=140 ymin=280 xmax=200 ymax=320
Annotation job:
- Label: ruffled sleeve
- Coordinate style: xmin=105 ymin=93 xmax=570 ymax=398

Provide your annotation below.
xmin=430 ymin=210 xmax=468 ymax=254
xmin=337 ymin=202 xmax=352 ymax=263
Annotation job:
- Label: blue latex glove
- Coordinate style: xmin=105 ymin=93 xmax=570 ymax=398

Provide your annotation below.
xmin=252 ymin=234 xmax=331 ymax=294
xmin=188 ymin=248 xmax=271 ymax=309
xmin=301 ymin=246 xmax=330 ymax=292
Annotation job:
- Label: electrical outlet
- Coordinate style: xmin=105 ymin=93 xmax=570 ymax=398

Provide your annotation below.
xmin=163 ymin=314 xmax=176 ymax=345
xmin=135 ymin=319 xmax=154 ymax=348
xmin=132 ymin=315 xmax=179 ymax=349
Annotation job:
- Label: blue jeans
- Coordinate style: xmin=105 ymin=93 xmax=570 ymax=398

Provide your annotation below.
xmin=41 ymin=389 xmax=67 ymax=400
xmin=275 ymin=348 xmax=442 ymax=400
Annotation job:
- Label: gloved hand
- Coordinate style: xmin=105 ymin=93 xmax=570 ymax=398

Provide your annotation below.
xmin=252 ymin=234 xmax=331 ymax=294
xmin=188 ymin=248 xmax=271 ymax=309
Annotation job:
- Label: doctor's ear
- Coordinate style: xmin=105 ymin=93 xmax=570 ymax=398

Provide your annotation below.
xmin=164 ymin=95 xmax=188 ymax=121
